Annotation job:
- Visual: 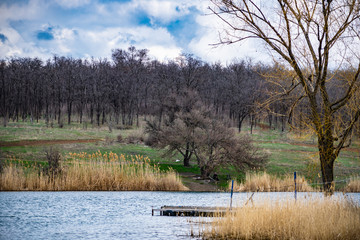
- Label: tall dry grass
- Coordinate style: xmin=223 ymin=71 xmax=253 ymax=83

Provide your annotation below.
xmin=0 ymin=151 xmax=188 ymax=191
xmin=203 ymin=197 xmax=360 ymax=240
xmin=345 ymin=176 xmax=360 ymax=192
xmin=232 ymin=172 xmax=316 ymax=192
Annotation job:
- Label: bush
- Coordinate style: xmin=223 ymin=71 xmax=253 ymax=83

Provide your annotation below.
xmin=104 ymin=136 xmax=114 ymax=145
xmin=144 ymin=134 xmax=158 ymax=146
xmin=116 ymin=125 xmax=133 ymax=130
xmin=125 ymin=129 xmax=145 ymax=144
xmin=43 ymin=148 xmax=62 ymax=180
xmin=116 ymin=134 xmax=123 ymax=143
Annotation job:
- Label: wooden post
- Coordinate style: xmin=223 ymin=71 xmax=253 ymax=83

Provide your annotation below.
xmin=294 ymin=172 xmax=297 ymax=201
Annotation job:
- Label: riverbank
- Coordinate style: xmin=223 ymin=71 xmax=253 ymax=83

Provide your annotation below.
xmin=1 ymin=121 xmax=359 ymax=192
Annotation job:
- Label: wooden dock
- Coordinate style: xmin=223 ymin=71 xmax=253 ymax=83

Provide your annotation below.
xmin=152 ymin=206 xmax=231 ymax=217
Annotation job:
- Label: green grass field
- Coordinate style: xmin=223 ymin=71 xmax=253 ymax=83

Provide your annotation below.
xmin=1 ymin=120 xmax=359 ymax=190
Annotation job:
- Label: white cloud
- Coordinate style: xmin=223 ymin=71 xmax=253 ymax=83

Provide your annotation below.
xmin=0 ymin=26 xmax=52 ymax=59
xmin=0 ymin=0 xmax=272 ymax=64
xmin=0 ymin=0 xmax=46 ymax=25
xmin=134 ymin=0 xmax=195 ymax=23
xmin=55 ymin=0 xmax=91 ymax=9
xmin=76 ymin=26 xmax=181 ymax=61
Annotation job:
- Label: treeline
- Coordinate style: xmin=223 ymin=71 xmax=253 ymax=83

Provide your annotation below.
xmin=0 ymin=46 xmax=358 ymax=134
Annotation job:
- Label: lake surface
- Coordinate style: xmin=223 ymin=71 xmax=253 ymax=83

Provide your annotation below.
xmin=1 ymin=191 xmax=359 ymax=240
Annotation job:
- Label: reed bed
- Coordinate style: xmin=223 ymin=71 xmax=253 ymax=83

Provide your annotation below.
xmin=0 ymin=151 xmax=188 ymax=191
xmin=232 ymin=172 xmax=316 ymax=192
xmin=202 ymin=197 xmax=360 ymax=240
xmin=345 ymin=176 xmax=360 ymax=192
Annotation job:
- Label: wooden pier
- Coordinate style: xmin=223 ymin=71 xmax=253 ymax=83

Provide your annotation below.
xmin=152 ymin=206 xmax=230 ymax=217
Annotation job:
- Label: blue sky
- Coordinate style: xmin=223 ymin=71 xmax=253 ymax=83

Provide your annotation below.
xmin=0 ymin=0 xmax=267 ymax=64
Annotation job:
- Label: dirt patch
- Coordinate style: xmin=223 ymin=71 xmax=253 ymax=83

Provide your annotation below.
xmin=179 ymin=172 xmax=220 ymax=192
xmin=0 ymin=139 xmax=101 ymax=147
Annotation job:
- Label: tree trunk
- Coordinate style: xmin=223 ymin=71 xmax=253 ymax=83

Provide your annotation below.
xmin=268 ymin=112 xmax=272 ymax=129
xmin=237 ymin=113 xmax=246 ymax=132
xmin=318 ymin=133 xmax=336 ymax=194
xmin=57 ymin=103 xmax=61 ymax=125
xmin=200 ymin=165 xmax=212 ymax=179
xmin=79 ymin=107 xmax=83 ymax=124
xmin=3 ymin=111 xmax=8 ymax=127
xmin=183 ymin=142 xmax=192 ymax=167
xmin=90 ymin=105 xmax=94 ymax=125
xmin=102 ymin=110 xmax=106 ymax=125
xmin=96 ymin=112 xmax=100 ymax=126
xmin=67 ymin=102 xmax=72 ymax=125
xmin=184 ymin=155 xmax=191 ymax=167
xmin=238 ymin=118 xmax=242 ymax=132
xmin=250 ymin=114 xmax=255 ymax=134
xmin=45 ymin=103 xmax=49 ymax=127
xmin=320 ymin=155 xmax=335 ymax=194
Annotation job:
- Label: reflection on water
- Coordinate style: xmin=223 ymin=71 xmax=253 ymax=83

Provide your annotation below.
xmin=0 ymin=192 xmax=359 ymax=240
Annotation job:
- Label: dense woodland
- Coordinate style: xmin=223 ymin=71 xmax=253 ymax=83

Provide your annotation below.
xmin=0 ymin=46 xmax=359 ymax=136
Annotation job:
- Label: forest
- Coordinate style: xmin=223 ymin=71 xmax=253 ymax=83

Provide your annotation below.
xmin=1 ymin=46 xmax=359 ymax=138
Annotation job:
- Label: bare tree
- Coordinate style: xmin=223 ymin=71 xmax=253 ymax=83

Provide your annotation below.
xmin=210 ymin=0 xmax=360 ymax=192
xmin=145 ymin=90 xmax=201 ymax=167
xmin=146 ymin=91 xmax=268 ymax=177
xmin=192 ymin=111 xmax=268 ymax=178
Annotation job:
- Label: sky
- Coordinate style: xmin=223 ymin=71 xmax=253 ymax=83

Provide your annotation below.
xmin=0 ymin=0 xmax=269 ymax=64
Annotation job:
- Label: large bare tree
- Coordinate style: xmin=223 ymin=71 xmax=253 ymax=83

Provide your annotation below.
xmin=210 ymin=0 xmax=360 ymax=192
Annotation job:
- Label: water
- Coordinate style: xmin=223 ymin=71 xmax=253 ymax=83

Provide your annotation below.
xmin=1 ymin=191 xmax=359 ymax=240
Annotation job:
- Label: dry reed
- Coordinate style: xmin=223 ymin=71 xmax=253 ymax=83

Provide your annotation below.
xmin=232 ymin=172 xmax=316 ymax=192
xmin=0 ymin=151 xmax=188 ymax=191
xmin=345 ymin=176 xmax=360 ymax=192
xmin=203 ymin=197 xmax=360 ymax=240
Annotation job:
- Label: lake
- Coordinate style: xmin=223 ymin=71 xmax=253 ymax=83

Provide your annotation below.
xmin=1 ymin=191 xmax=359 ymax=240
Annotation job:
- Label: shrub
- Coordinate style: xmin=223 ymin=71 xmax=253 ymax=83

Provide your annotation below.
xmin=126 ymin=129 xmax=145 ymax=144
xmin=116 ymin=134 xmax=123 ymax=143
xmin=144 ymin=134 xmax=158 ymax=146
xmin=43 ymin=148 xmax=62 ymax=181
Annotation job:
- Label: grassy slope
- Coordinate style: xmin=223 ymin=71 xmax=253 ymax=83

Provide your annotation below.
xmin=1 ymin=120 xmax=359 ymax=191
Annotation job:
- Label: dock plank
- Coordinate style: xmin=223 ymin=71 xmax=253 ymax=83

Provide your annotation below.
xmin=152 ymin=206 xmax=232 ymax=217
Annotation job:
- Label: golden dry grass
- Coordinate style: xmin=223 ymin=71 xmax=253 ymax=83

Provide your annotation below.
xmin=203 ymin=197 xmax=360 ymax=240
xmin=232 ymin=172 xmax=316 ymax=192
xmin=345 ymin=176 xmax=360 ymax=192
xmin=0 ymin=151 xmax=188 ymax=191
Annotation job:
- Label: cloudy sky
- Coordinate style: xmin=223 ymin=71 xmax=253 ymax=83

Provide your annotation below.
xmin=0 ymin=0 xmax=269 ymax=64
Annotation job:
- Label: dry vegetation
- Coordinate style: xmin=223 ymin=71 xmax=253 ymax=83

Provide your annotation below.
xmin=202 ymin=197 xmax=360 ymax=240
xmin=345 ymin=176 xmax=360 ymax=193
xmin=0 ymin=151 xmax=188 ymax=191
xmin=232 ymin=172 xmax=317 ymax=192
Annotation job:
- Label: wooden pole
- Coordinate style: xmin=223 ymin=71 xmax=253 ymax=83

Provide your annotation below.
xmin=230 ymin=180 xmax=234 ymax=210
xmin=294 ymin=172 xmax=297 ymax=201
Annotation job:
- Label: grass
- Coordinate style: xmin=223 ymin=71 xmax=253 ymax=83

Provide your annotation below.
xmin=1 ymin=119 xmax=359 ymax=191
xmin=345 ymin=176 xmax=360 ymax=192
xmin=246 ymin=127 xmax=360 ymax=190
xmin=202 ymin=197 xmax=360 ymax=240
xmin=0 ymin=151 xmax=188 ymax=191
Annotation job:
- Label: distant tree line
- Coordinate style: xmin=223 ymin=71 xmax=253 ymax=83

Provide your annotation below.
xmin=0 ymin=46 xmax=359 ymax=136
